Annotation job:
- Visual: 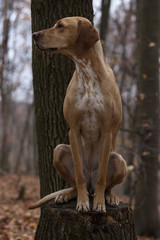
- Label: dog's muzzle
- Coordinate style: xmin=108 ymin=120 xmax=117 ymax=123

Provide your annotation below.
xmin=32 ymin=32 xmax=40 ymax=41
xmin=32 ymin=32 xmax=58 ymax=52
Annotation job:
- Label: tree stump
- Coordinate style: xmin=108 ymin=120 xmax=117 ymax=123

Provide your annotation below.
xmin=35 ymin=198 xmax=137 ymax=240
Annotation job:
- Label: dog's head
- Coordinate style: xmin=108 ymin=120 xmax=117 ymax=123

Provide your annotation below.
xmin=33 ymin=17 xmax=99 ymax=56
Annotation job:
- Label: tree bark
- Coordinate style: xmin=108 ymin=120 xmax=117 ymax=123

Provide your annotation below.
xmin=134 ymin=0 xmax=160 ymax=237
xmin=35 ymin=200 xmax=137 ymax=240
xmin=99 ymin=0 xmax=111 ymax=55
xmin=31 ymin=0 xmax=93 ymax=199
xmin=0 ymin=0 xmax=13 ymax=171
xmin=31 ymin=0 xmax=93 ymax=238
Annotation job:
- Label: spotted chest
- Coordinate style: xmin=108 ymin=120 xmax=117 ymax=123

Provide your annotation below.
xmin=75 ymin=59 xmax=104 ymax=141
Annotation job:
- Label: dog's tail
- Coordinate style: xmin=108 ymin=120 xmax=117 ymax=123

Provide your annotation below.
xmin=28 ymin=187 xmax=73 ymax=210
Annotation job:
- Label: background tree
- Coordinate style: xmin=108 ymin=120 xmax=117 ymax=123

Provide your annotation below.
xmin=99 ymin=0 xmax=111 ymax=54
xmin=31 ymin=0 xmax=94 ymax=238
xmin=0 ymin=0 xmax=13 ymax=171
xmin=0 ymin=0 xmax=37 ymax=174
xmin=134 ymin=0 xmax=160 ymax=237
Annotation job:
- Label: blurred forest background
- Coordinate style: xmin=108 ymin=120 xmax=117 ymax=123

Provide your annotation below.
xmin=0 ymin=0 xmax=159 ymax=239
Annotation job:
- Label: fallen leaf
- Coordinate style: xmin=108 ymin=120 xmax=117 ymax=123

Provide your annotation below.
xmin=139 ymin=93 xmax=145 ymax=101
xmin=0 ymin=230 xmax=9 ymax=240
xmin=148 ymin=42 xmax=156 ymax=47
xmin=142 ymin=74 xmax=147 ymax=79
xmin=142 ymin=152 xmax=150 ymax=156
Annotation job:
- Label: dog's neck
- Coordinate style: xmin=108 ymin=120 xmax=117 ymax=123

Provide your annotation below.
xmin=73 ymin=41 xmax=107 ymax=82
xmin=74 ymin=57 xmax=98 ymax=90
xmin=72 ymin=41 xmax=105 ymax=113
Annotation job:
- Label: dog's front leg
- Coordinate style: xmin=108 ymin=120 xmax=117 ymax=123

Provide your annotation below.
xmin=93 ymin=132 xmax=112 ymax=213
xmin=69 ymin=130 xmax=90 ymax=212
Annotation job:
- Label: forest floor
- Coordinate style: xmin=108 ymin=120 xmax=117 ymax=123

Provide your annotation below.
xmin=0 ymin=174 xmax=159 ymax=240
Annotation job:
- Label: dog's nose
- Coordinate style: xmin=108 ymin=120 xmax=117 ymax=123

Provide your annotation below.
xmin=32 ymin=32 xmax=40 ymax=41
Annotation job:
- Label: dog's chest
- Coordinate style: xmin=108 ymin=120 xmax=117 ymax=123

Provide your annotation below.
xmin=75 ymin=60 xmax=104 ymax=140
xmin=75 ymin=60 xmax=104 ymax=111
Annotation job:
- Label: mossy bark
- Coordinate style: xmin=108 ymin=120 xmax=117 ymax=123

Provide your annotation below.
xmin=35 ymin=200 xmax=137 ymax=240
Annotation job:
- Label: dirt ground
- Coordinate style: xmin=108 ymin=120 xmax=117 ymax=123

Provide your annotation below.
xmin=0 ymin=174 xmax=159 ymax=240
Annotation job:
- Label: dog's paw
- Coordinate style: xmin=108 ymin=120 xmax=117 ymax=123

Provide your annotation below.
xmin=105 ymin=192 xmax=119 ymax=207
xmin=93 ymin=201 xmax=106 ymax=213
xmin=55 ymin=188 xmax=77 ymax=204
xmin=93 ymin=189 xmax=106 ymax=213
xmin=55 ymin=194 xmax=69 ymax=204
xmin=76 ymin=201 xmax=90 ymax=212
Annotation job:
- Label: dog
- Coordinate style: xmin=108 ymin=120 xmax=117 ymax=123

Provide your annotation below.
xmin=30 ymin=17 xmax=127 ymax=213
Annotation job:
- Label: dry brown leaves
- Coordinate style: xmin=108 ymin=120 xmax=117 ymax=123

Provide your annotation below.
xmin=0 ymin=174 xmax=159 ymax=240
xmin=138 ymin=238 xmax=159 ymax=240
xmin=0 ymin=174 xmax=40 ymax=240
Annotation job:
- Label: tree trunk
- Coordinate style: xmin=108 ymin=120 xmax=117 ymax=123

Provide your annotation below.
xmin=31 ymin=0 xmax=93 ymax=198
xmin=35 ymin=200 xmax=137 ymax=240
xmin=14 ymin=103 xmax=33 ymax=173
xmin=99 ymin=0 xmax=111 ymax=55
xmin=0 ymin=0 xmax=13 ymax=171
xmin=31 ymin=0 xmax=93 ymax=238
xmin=134 ymin=0 xmax=160 ymax=237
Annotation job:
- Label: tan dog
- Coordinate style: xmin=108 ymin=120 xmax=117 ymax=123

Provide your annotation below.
xmin=30 ymin=17 xmax=127 ymax=213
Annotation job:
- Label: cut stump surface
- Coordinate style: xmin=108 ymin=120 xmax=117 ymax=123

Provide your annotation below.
xmin=35 ymin=198 xmax=137 ymax=240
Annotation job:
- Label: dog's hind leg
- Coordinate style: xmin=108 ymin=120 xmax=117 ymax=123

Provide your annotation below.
xmin=105 ymin=152 xmax=127 ymax=207
xmin=53 ymin=144 xmax=77 ymax=203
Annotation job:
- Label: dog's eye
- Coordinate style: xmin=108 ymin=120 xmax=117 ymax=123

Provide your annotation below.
xmin=57 ymin=23 xmax=63 ymax=29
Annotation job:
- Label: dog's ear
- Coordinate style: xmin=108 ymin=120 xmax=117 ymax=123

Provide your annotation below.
xmin=75 ymin=20 xmax=99 ymax=50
